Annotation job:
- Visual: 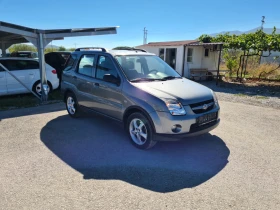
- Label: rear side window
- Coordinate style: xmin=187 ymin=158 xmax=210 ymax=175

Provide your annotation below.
xmin=77 ymin=55 xmax=95 ymax=77
xmin=64 ymin=54 xmax=77 ymax=71
xmin=0 ymin=60 xmax=39 ymax=71
xmin=25 ymin=60 xmax=39 ymax=69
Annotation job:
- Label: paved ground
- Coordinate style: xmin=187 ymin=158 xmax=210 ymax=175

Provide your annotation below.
xmin=0 ymin=101 xmax=279 ymax=210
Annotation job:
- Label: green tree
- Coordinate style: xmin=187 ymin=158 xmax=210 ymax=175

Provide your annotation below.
xmin=9 ymin=44 xmax=37 ymax=52
xmin=44 ymin=48 xmax=56 ymax=54
xmin=224 ymin=50 xmax=239 ymax=77
xmin=68 ymin=48 xmax=76 ymax=52
xmin=198 ymin=34 xmax=212 ymax=43
xmin=58 ymin=46 xmax=66 ymax=51
xmin=112 ymin=46 xmax=132 ymax=50
xmin=200 ymin=27 xmax=280 ymax=78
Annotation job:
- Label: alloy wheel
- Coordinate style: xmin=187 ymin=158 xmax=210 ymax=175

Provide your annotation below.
xmin=67 ymin=96 xmax=76 ymax=115
xmin=129 ymin=118 xmax=148 ymax=145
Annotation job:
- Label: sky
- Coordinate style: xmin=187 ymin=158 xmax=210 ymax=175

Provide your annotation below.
xmin=0 ymin=0 xmax=280 ymax=49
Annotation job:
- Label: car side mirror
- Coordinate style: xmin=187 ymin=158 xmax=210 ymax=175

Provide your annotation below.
xmin=103 ymin=74 xmax=120 ymax=85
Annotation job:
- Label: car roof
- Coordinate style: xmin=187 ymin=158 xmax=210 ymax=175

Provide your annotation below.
xmin=72 ymin=49 xmax=155 ymax=56
xmin=56 ymin=51 xmax=72 ymax=53
xmin=12 ymin=51 xmax=35 ymax=53
xmin=108 ymin=50 xmax=155 ymax=56
xmin=0 ymin=57 xmax=38 ymax=61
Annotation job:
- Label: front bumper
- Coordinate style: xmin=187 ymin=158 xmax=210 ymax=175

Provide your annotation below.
xmin=154 ymin=119 xmax=220 ymax=141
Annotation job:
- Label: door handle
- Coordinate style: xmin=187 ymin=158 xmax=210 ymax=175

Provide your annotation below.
xmin=29 ymin=73 xmax=34 ymax=75
xmin=73 ymin=76 xmax=77 ymax=79
xmin=94 ymin=83 xmax=99 ymax=87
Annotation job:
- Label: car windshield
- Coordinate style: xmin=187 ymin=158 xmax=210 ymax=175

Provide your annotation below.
xmin=115 ymin=55 xmax=181 ymax=82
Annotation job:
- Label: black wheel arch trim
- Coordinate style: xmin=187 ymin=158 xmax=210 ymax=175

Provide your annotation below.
xmin=63 ymin=88 xmax=77 ymax=103
xmin=123 ymin=106 xmax=156 ymax=133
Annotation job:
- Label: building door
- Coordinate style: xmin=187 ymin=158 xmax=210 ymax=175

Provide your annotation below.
xmin=165 ymin=48 xmax=177 ymax=69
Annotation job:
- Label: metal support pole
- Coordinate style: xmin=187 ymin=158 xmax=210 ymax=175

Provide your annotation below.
xmin=37 ymin=33 xmax=48 ymax=101
xmin=1 ymin=43 xmax=7 ymax=57
xmin=216 ymin=45 xmax=223 ymax=86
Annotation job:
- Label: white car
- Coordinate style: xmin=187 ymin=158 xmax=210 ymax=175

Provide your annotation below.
xmin=0 ymin=58 xmax=59 ymax=96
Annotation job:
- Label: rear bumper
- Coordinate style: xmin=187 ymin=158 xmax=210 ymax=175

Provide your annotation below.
xmin=51 ymin=80 xmax=60 ymax=90
xmin=154 ymin=119 xmax=220 ymax=141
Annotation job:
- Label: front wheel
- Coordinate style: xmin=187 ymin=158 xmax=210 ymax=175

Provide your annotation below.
xmin=126 ymin=112 xmax=157 ymax=150
xmin=65 ymin=92 xmax=80 ymax=118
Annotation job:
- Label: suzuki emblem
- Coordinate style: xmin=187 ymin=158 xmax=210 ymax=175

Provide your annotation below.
xmin=202 ymin=104 xmax=208 ymax=110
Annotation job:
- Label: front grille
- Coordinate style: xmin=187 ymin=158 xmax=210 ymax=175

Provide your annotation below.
xmin=189 ymin=99 xmax=214 ymax=114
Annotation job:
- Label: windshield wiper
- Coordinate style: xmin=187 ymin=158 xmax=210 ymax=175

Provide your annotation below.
xmin=161 ymin=76 xmax=182 ymax=80
xmin=130 ymin=78 xmax=160 ymax=82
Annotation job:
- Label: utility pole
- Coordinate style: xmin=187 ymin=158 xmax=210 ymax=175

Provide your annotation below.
xmin=143 ymin=27 xmax=148 ymax=44
xmin=260 ymin=16 xmax=265 ymax=63
xmin=261 ymin=16 xmax=265 ymax=31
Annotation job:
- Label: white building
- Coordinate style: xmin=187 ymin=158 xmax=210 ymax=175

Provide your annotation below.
xmin=261 ymin=51 xmax=280 ymax=63
xmin=136 ymin=40 xmax=223 ymax=78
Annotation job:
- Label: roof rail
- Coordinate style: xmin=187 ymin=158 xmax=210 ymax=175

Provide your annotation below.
xmin=75 ymin=47 xmax=107 ymax=52
xmin=113 ymin=47 xmax=147 ymax=52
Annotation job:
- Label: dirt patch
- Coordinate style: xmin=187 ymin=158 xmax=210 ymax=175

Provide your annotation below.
xmin=218 ymin=79 xmax=280 ymax=97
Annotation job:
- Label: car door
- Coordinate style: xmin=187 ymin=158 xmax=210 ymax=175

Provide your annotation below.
xmin=4 ymin=59 xmax=37 ymax=94
xmin=72 ymin=54 xmax=97 ymax=108
xmin=0 ymin=65 xmax=7 ymax=95
xmin=91 ymin=55 xmax=123 ymax=120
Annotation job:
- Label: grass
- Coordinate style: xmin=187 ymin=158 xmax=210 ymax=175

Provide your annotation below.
xmin=0 ymin=90 xmax=63 ymax=111
xmin=256 ymin=96 xmax=269 ymax=99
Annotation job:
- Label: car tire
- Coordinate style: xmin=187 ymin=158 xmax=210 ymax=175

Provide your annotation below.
xmin=65 ymin=92 xmax=80 ymax=118
xmin=126 ymin=112 xmax=157 ymax=150
xmin=32 ymin=80 xmax=52 ymax=97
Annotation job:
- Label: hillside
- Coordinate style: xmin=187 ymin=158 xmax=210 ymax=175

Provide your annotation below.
xmin=210 ymin=27 xmax=280 ymax=36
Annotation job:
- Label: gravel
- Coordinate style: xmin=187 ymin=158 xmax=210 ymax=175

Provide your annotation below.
xmin=199 ymin=81 xmax=280 ymax=109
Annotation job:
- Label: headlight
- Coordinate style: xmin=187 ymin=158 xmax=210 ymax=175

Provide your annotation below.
xmin=212 ymin=91 xmax=219 ymax=106
xmin=162 ymin=99 xmax=186 ymax=116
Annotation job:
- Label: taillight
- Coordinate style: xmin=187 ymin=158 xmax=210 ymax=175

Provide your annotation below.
xmin=51 ymin=70 xmax=57 ymax=74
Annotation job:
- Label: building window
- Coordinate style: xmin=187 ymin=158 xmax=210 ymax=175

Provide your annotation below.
xmin=159 ymin=48 xmax=165 ymax=60
xmin=187 ymin=48 xmax=193 ymax=63
xmin=204 ymin=49 xmax=209 ymax=57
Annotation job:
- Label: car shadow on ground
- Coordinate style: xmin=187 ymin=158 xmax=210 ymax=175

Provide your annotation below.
xmin=40 ymin=113 xmax=230 ymax=193
xmin=0 ymin=102 xmax=64 ymax=120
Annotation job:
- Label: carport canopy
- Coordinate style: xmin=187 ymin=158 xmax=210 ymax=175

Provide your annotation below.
xmin=0 ymin=21 xmax=118 ymax=101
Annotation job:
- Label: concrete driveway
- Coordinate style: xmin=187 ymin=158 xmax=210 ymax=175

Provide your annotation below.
xmin=0 ymin=101 xmax=279 ymax=209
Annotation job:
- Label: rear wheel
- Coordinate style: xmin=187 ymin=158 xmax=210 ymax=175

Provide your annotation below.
xmin=126 ymin=112 xmax=157 ymax=149
xmin=65 ymin=92 xmax=80 ymax=118
xmin=32 ymin=81 xmax=52 ymax=97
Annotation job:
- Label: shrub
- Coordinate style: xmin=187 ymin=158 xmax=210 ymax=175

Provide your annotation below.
xmin=247 ymin=63 xmax=280 ymax=79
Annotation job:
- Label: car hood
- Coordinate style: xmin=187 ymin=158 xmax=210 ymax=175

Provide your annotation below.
xmin=131 ymin=78 xmax=213 ymax=105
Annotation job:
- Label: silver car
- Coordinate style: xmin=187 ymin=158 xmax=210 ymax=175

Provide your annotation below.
xmin=61 ymin=47 xmax=220 ymax=149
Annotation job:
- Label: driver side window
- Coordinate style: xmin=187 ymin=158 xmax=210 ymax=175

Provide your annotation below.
xmin=96 ymin=55 xmax=119 ymax=80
